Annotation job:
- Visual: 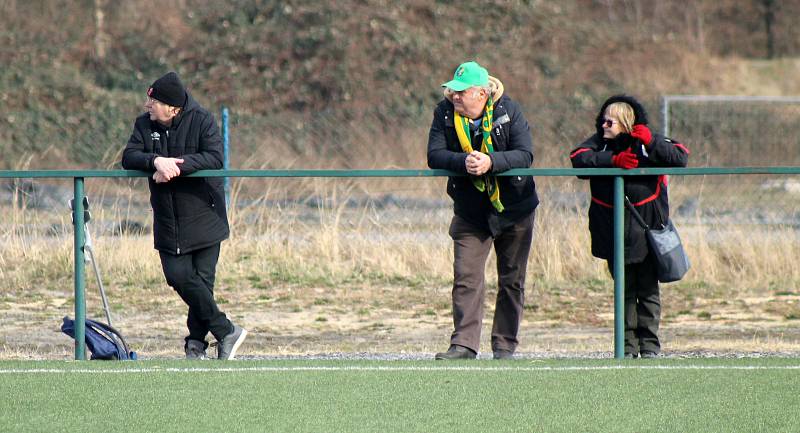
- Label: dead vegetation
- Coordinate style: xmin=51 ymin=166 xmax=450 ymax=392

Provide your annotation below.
xmin=2 ymin=177 xmax=800 ymax=359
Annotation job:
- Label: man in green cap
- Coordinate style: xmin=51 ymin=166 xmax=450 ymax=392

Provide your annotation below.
xmin=427 ymin=61 xmax=539 ymax=360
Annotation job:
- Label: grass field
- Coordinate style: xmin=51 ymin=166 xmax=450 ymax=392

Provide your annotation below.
xmin=1 ymin=358 xmax=799 ymax=433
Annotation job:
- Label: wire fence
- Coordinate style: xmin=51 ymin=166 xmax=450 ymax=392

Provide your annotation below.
xmin=662 ymin=95 xmax=800 ymax=166
xmin=213 ymin=94 xmax=800 ymax=175
xmin=5 ymin=92 xmax=800 ymax=359
xmin=1 ymin=168 xmax=799 ymax=360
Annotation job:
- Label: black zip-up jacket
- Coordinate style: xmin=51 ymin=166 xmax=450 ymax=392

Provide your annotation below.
xmin=122 ymin=93 xmax=229 ymax=255
xmin=570 ymin=95 xmax=689 ymax=263
xmin=427 ymin=92 xmax=538 ymax=236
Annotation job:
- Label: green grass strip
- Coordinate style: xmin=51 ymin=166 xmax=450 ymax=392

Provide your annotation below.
xmin=1 ymin=358 xmax=798 ymax=433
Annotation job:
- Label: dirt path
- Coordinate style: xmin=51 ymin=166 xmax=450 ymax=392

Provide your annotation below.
xmin=2 ymin=284 xmax=800 ymax=360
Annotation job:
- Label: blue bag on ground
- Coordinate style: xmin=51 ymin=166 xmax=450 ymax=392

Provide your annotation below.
xmin=61 ymin=316 xmax=135 ymax=360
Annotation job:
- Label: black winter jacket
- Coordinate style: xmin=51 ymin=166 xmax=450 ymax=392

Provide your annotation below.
xmin=570 ymin=95 xmax=689 ymax=263
xmin=122 ymin=93 xmax=229 ymax=255
xmin=427 ymin=93 xmax=539 ymax=236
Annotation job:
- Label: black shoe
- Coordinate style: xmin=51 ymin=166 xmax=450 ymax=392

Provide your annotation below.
xmin=624 ymin=353 xmax=638 ymax=359
xmin=435 ymin=345 xmax=477 ymax=360
xmin=640 ymin=351 xmax=659 ymax=359
xmin=185 ymin=339 xmax=208 ymax=360
xmin=493 ymin=349 xmax=514 ymax=360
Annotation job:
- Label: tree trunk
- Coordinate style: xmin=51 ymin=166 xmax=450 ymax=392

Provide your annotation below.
xmin=762 ymin=0 xmax=776 ymax=58
xmin=94 ymin=0 xmax=108 ymax=60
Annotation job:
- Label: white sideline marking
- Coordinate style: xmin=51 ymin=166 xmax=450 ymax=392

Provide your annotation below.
xmin=1 ymin=365 xmax=800 ymax=374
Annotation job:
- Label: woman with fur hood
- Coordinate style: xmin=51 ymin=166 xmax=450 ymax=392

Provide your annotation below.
xmin=570 ymin=95 xmax=690 ymax=358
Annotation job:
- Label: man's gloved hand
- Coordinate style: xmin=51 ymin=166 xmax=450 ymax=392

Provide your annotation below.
xmin=612 ymin=148 xmax=639 ymax=169
xmin=631 ymin=124 xmax=652 ymax=146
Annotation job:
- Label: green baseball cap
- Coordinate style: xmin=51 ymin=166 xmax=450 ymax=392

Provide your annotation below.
xmin=442 ymin=61 xmax=489 ymax=91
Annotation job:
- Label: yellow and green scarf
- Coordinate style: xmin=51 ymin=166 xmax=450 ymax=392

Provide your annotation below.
xmin=454 ymin=96 xmax=504 ymax=212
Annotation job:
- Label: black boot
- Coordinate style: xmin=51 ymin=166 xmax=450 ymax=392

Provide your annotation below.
xmin=434 ymin=345 xmax=477 ymax=360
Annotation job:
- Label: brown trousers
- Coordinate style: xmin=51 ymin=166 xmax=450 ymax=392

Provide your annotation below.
xmin=447 ymin=212 xmax=535 ymax=354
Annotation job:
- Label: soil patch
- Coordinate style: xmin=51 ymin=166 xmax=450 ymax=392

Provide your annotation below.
xmin=2 ymin=283 xmax=799 ymax=360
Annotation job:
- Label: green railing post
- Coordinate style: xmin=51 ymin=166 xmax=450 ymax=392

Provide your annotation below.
xmin=613 ymin=176 xmax=625 ymax=359
xmin=73 ymin=177 xmax=87 ymax=360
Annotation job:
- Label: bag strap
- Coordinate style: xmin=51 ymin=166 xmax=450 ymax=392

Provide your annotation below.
xmin=86 ymin=318 xmax=130 ymax=357
xmin=624 ymin=196 xmax=650 ymax=230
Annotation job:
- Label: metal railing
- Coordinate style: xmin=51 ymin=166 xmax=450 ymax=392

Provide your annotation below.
xmin=2 ymin=166 xmax=799 ymax=360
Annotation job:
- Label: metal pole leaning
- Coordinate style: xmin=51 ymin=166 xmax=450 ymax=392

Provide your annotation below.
xmin=85 ymin=231 xmax=113 ymax=326
xmin=613 ymin=176 xmax=625 ymax=359
xmin=73 ymin=177 xmax=87 ymax=360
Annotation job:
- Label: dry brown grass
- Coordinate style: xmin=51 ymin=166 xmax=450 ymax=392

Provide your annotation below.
xmin=3 ymin=178 xmax=800 ymax=360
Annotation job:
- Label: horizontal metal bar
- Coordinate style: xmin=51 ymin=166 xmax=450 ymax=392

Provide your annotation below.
xmin=0 ymin=170 xmax=148 ymax=178
xmin=1 ymin=167 xmax=800 ymax=179
xmin=506 ymin=167 xmax=800 ymax=176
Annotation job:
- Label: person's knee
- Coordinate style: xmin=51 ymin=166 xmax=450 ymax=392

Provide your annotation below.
xmin=163 ymin=265 xmax=193 ymax=290
xmin=497 ymin=275 xmax=525 ymax=293
xmin=453 ymin=260 xmax=484 ymax=283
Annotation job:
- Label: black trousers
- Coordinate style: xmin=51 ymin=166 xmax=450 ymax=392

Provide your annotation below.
xmin=609 ymin=254 xmax=661 ymax=355
xmin=159 ymin=243 xmax=233 ymax=346
xmin=448 ymin=212 xmax=535 ymax=354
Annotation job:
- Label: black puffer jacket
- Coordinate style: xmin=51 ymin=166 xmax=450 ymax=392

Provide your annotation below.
xmin=570 ymin=95 xmax=690 ymax=263
xmin=122 ymin=93 xmax=229 ymax=255
xmin=427 ymin=83 xmax=538 ymax=236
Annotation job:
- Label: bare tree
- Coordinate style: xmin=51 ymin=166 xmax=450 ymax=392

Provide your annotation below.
xmin=693 ymin=2 xmax=707 ymax=54
xmin=94 ymin=0 xmax=109 ymax=60
xmin=761 ymin=0 xmax=776 ymax=58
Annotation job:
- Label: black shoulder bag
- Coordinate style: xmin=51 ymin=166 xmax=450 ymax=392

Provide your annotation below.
xmin=625 ymin=197 xmax=690 ymax=283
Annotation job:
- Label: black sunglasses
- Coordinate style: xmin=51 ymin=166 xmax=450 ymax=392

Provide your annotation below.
xmin=601 ymin=118 xmax=617 ymax=127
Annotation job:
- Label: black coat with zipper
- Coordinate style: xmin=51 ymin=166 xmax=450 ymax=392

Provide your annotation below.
xmin=427 ymin=94 xmax=539 ymax=236
xmin=570 ymin=95 xmax=690 ymax=263
xmin=122 ymin=93 xmax=229 ymax=255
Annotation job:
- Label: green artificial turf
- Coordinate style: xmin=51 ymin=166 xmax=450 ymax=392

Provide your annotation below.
xmin=1 ymin=359 xmax=798 ymax=433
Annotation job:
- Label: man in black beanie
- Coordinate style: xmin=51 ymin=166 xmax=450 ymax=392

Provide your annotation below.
xmin=122 ymin=71 xmax=247 ymax=360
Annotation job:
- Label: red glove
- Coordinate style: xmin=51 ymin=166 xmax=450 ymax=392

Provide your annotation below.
xmin=631 ymin=124 xmax=652 ymax=146
xmin=612 ymin=148 xmax=639 ymax=169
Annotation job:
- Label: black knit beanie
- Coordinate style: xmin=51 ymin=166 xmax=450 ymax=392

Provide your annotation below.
xmin=147 ymin=72 xmax=187 ymax=108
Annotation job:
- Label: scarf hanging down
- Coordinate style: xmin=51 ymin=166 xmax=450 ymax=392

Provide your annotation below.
xmin=454 ymin=96 xmax=504 ymax=212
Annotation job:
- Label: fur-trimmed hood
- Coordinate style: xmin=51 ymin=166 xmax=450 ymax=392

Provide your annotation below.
xmin=594 ymin=94 xmax=648 ymax=138
xmin=443 ymin=76 xmax=505 ymax=102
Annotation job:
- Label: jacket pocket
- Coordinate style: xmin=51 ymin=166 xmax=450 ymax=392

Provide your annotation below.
xmin=502 ymin=175 xmax=532 ymax=203
xmin=205 ymin=178 xmax=227 ymax=210
xmin=447 ymin=178 xmax=457 ymax=199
